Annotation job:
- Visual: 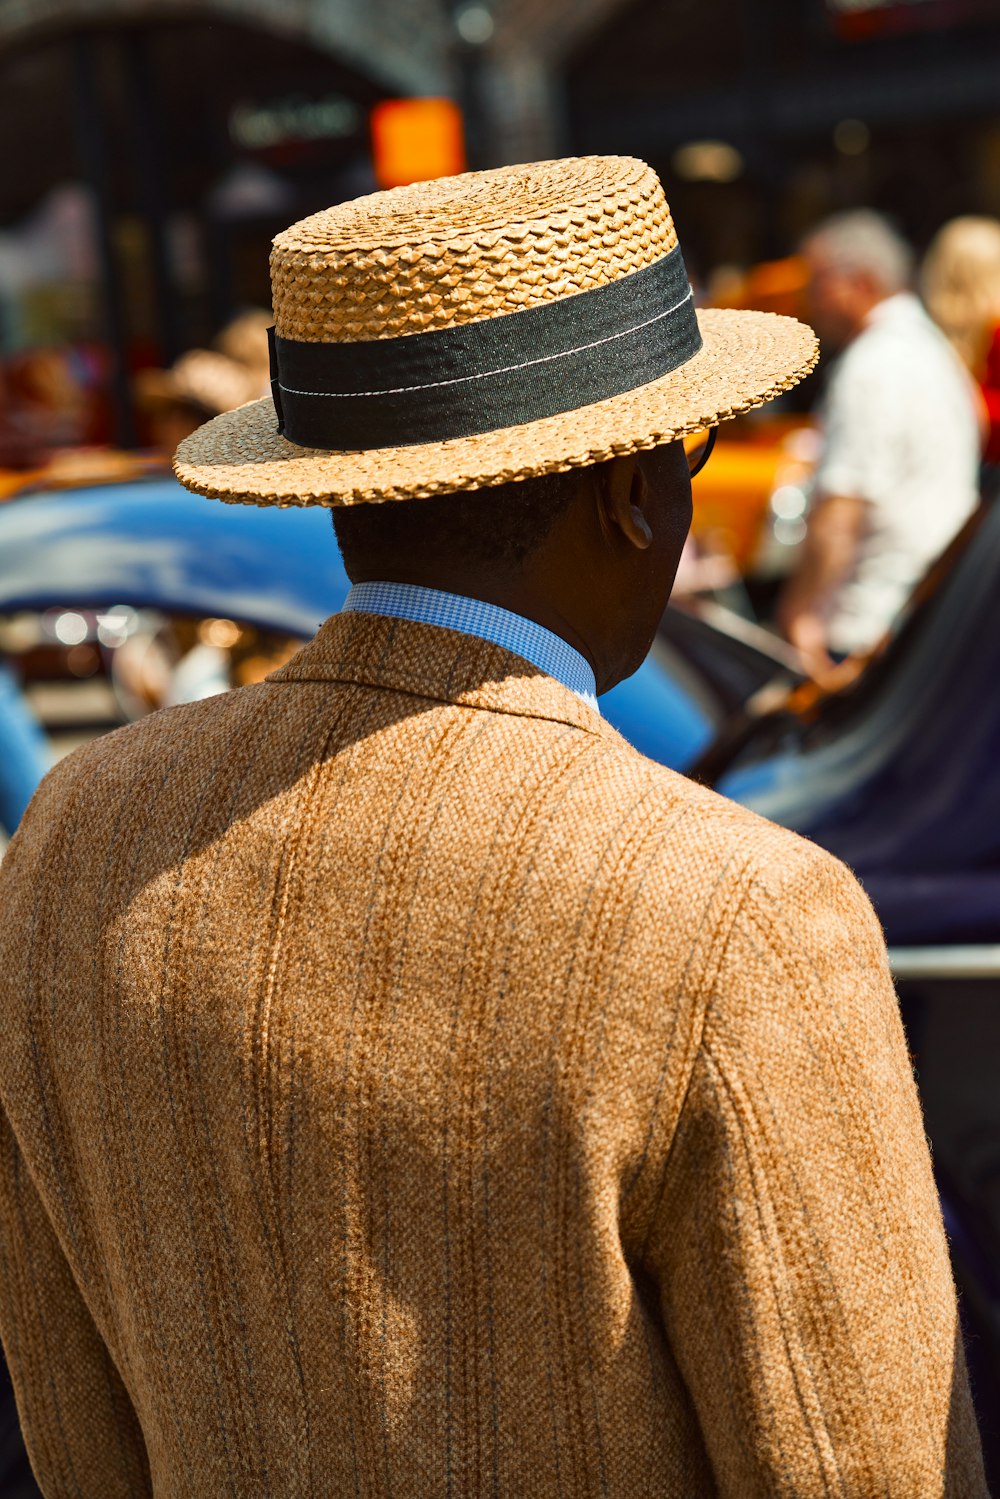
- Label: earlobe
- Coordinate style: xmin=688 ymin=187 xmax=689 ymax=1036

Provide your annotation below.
xmin=630 ymin=503 xmax=653 ymax=547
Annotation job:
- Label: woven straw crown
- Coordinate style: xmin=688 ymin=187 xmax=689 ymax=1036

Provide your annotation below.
xmin=174 ymin=155 xmax=819 ymax=507
xmin=270 ymin=156 xmax=675 ymax=345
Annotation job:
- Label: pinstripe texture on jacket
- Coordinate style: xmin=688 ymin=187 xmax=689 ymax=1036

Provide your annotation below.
xmin=0 ymin=612 xmax=987 ymax=1497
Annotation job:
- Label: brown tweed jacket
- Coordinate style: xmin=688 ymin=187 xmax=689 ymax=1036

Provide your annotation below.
xmin=0 ymin=612 xmax=987 ymax=1498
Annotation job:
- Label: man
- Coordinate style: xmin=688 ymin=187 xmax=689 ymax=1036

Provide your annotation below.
xmin=0 ymin=158 xmax=987 ymax=1496
xmin=779 ymin=209 xmax=980 ymax=677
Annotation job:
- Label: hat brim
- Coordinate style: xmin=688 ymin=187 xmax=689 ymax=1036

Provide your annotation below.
xmin=173 ymin=308 xmax=817 ymax=507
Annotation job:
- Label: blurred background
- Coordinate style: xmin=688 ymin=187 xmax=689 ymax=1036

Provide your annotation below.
xmin=2 ymin=0 xmax=1000 ymax=1491
xmin=1 ymin=0 xmax=999 ymax=457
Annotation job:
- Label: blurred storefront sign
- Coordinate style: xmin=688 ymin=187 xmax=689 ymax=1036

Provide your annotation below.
xmin=229 ymin=93 xmax=363 ymax=158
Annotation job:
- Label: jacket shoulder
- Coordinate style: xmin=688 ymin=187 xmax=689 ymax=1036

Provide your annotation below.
xmin=560 ymin=725 xmax=872 ymax=956
xmin=590 ymin=725 xmax=845 ymax=880
xmin=1 ymin=685 xmax=273 ymax=872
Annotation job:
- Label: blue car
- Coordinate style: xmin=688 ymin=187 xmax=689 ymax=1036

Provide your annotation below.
xmin=1 ymin=472 xmax=997 ymax=953
xmin=0 ymin=474 xmax=716 ymax=797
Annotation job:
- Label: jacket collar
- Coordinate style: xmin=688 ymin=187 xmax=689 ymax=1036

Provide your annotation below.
xmin=270 ymin=611 xmax=616 ymax=740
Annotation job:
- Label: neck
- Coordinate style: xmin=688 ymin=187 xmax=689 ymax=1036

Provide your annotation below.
xmin=350 ymin=561 xmax=600 ymax=678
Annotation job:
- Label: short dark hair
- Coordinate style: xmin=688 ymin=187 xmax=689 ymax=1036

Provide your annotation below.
xmin=332 ymin=466 xmax=593 ymax=579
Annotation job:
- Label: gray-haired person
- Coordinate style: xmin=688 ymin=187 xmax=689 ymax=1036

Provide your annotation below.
xmin=778 ymin=209 xmax=981 ymax=677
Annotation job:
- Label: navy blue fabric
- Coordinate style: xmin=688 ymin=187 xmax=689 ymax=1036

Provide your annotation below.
xmin=721 ymin=501 xmax=1000 ymax=945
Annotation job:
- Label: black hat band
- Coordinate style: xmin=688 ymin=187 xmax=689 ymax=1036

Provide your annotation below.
xmin=268 ymin=244 xmax=701 ymax=452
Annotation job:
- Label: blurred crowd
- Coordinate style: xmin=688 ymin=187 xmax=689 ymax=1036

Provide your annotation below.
xmin=2 ymin=210 xmax=1000 ymax=477
xmin=0 ymin=306 xmax=272 ymax=479
xmin=923 ymin=215 xmax=1000 ymax=463
xmin=3 ymin=204 xmax=1000 ymax=837
xmin=133 ymin=308 xmax=272 ymax=452
xmin=3 ymin=209 xmax=1000 ymax=493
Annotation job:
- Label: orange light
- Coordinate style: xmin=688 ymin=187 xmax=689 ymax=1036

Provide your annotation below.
xmin=371 ymin=98 xmax=466 ymax=189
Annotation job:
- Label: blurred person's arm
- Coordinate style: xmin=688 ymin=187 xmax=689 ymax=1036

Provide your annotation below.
xmin=777 ymin=491 xmax=867 ymax=676
xmin=671 ymin=534 xmax=740 ymax=599
xmin=644 ymin=845 xmax=988 ymax=1497
xmin=777 ymin=347 xmax=889 ymax=677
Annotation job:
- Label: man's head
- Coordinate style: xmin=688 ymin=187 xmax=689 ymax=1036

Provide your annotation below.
xmin=175 ymin=156 xmax=819 ymax=669
xmin=333 ymin=441 xmax=693 ymax=696
xmin=802 ymin=210 xmax=913 ymax=348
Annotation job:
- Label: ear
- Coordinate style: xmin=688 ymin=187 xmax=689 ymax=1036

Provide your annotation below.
xmin=597 ymin=455 xmax=652 ymax=551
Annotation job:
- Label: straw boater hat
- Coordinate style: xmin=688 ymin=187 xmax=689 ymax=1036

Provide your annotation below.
xmin=174 ymin=155 xmax=818 ymax=508
xmin=137 ymin=349 xmax=263 ymax=420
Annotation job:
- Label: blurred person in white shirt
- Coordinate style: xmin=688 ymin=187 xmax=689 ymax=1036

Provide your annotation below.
xmin=778 ymin=210 xmax=980 ymax=678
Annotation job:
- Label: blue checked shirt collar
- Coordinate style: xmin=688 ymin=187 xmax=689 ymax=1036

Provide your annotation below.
xmin=341 ymin=581 xmax=600 ymax=713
